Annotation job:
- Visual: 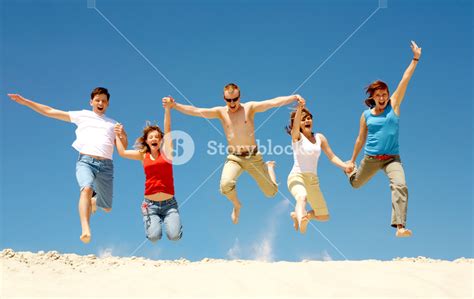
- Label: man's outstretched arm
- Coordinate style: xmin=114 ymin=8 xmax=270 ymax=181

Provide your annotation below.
xmin=166 ymin=97 xmax=221 ymax=119
xmin=8 ymin=93 xmax=71 ymax=122
xmin=249 ymin=94 xmax=302 ymax=114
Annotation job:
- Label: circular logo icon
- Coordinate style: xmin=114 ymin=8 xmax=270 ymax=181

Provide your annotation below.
xmin=161 ymin=130 xmax=195 ymax=165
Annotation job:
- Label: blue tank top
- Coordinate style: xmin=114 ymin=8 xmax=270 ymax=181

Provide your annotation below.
xmin=364 ymin=104 xmax=400 ymax=155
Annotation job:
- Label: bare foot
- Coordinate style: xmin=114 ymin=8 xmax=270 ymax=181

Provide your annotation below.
xmin=396 ymin=227 xmax=412 ymax=237
xmin=290 ymin=212 xmax=299 ymax=231
xmin=80 ymin=232 xmax=91 ymax=244
xmin=299 ymin=215 xmax=309 ymax=234
xmin=231 ymin=203 xmax=241 ymax=224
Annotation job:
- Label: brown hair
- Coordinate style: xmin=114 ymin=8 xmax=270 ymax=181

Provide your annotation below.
xmin=134 ymin=122 xmax=164 ymax=153
xmin=223 ymin=83 xmax=240 ymax=97
xmin=285 ymin=107 xmax=314 ymax=136
xmin=364 ymin=80 xmax=389 ymax=107
xmin=91 ymin=87 xmax=110 ymax=101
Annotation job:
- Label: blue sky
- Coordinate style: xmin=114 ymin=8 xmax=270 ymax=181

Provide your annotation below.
xmin=1 ymin=0 xmax=472 ymax=261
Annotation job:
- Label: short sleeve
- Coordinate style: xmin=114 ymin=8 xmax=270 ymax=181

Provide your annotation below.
xmin=69 ymin=110 xmax=86 ymax=125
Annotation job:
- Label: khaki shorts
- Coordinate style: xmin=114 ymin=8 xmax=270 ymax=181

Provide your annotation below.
xmin=287 ymin=172 xmax=328 ymax=216
xmin=220 ymin=152 xmax=278 ymax=198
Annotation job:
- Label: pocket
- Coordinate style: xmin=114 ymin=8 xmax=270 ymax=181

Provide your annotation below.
xmin=167 ymin=199 xmax=179 ymax=211
xmin=141 ymin=201 xmax=149 ymax=216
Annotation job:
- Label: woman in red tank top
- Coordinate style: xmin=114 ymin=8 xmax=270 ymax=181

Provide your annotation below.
xmin=115 ymin=97 xmax=182 ymax=243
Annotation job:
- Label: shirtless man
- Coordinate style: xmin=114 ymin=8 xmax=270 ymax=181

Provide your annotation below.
xmin=166 ymin=83 xmax=303 ymax=224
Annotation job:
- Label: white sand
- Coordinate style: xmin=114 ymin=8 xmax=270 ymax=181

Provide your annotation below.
xmin=1 ymin=249 xmax=472 ymax=298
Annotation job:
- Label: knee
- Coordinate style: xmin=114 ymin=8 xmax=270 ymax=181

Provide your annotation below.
xmin=220 ymin=178 xmax=236 ymax=195
xmin=146 ymin=226 xmax=162 ymax=243
xmin=167 ymin=230 xmax=182 ymax=241
xmin=147 ymin=232 xmax=162 ymax=243
xmin=81 ymin=187 xmax=94 ymax=195
xmin=350 ymin=178 xmax=362 ymax=189
xmin=262 ymin=185 xmax=278 ymax=198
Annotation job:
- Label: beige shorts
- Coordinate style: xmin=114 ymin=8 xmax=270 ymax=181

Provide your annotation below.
xmin=287 ymin=172 xmax=328 ymax=216
xmin=220 ymin=152 xmax=278 ymax=198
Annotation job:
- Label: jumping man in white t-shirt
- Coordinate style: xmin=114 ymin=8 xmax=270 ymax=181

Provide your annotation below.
xmin=7 ymin=87 xmax=127 ymax=243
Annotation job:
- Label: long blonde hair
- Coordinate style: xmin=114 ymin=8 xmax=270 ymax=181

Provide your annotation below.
xmin=134 ymin=122 xmax=164 ymax=153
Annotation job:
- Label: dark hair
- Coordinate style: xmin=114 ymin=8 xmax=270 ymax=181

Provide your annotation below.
xmin=364 ymin=80 xmax=389 ymax=108
xmin=134 ymin=122 xmax=164 ymax=153
xmin=285 ymin=107 xmax=314 ymax=136
xmin=91 ymin=87 xmax=110 ymax=101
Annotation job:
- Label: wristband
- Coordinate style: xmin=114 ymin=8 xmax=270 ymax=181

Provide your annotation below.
xmin=413 ymin=58 xmax=419 ymax=61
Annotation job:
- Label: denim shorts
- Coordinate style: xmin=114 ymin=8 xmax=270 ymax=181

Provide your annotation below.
xmin=76 ymin=154 xmax=114 ymax=209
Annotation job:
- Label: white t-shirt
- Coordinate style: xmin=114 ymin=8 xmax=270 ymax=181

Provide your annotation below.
xmin=69 ymin=110 xmax=117 ymax=160
xmin=290 ymin=133 xmax=321 ymax=175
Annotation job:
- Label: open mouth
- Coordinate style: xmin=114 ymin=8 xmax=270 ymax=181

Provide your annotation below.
xmin=305 ymin=124 xmax=311 ymax=128
xmin=151 ymin=143 xmax=158 ymax=147
xmin=97 ymin=107 xmax=104 ymax=111
xmin=230 ymin=104 xmax=236 ymax=109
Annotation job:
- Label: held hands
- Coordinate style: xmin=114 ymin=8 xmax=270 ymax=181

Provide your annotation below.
xmin=411 ymin=40 xmax=422 ymax=60
xmin=7 ymin=93 xmax=28 ymax=105
xmin=294 ymin=94 xmax=305 ymax=107
xmin=162 ymin=96 xmax=175 ymax=109
xmin=114 ymin=123 xmax=125 ymax=139
xmin=343 ymin=161 xmax=355 ymax=174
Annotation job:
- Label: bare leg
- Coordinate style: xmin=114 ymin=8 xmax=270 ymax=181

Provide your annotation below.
xmin=290 ymin=212 xmax=298 ymax=231
xmin=79 ymin=187 xmax=93 ymax=243
xmin=265 ymin=161 xmax=277 ymax=186
xmin=91 ymin=195 xmax=97 ymax=214
xmin=294 ymin=195 xmax=308 ymax=234
xmin=223 ymin=190 xmax=241 ymax=224
xmin=91 ymin=195 xmax=111 ymax=213
xmin=220 ymin=159 xmax=244 ymax=224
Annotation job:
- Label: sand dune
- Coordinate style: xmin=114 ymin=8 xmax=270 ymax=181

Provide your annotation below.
xmin=1 ymin=249 xmax=472 ymax=298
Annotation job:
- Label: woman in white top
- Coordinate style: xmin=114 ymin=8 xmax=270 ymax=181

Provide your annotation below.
xmin=286 ymin=98 xmax=352 ymax=233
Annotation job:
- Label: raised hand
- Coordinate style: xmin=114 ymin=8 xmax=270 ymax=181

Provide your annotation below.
xmin=411 ymin=41 xmax=422 ymax=59
xmin=7 ymin=93 xmax=28 ymax=105
xmin=295 ymin=94 xmax=305 ymax=107
xmin=162 ymin=96 xmax=175 ymax=109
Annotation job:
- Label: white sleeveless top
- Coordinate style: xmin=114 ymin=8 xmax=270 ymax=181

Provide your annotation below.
xmin=290 ymin=133 xmax=321 ymax=175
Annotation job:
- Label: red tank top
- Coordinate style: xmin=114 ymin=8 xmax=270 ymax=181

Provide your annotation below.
xmin=143 ymin=152 xmax=175 ymax=195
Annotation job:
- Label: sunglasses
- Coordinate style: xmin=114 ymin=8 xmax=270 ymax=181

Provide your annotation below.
xmin=224 ymin=96 xmax=240 ymax=103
